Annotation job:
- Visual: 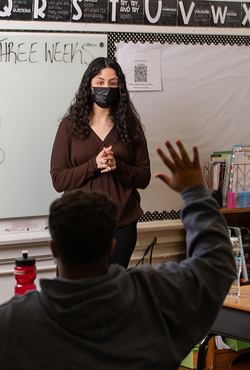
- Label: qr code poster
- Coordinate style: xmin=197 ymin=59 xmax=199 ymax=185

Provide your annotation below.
xmin=118 ymin=49 xmax=162 ymax=91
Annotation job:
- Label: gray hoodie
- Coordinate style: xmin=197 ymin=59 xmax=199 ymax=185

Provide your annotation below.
xmin=0 ymin=185 xmax=235 ymax=370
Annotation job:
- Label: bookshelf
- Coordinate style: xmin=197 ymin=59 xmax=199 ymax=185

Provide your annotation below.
xmin=203 ymin=160 xmax=250 ymax=228
xmin=221 ymin=207 xmax=250 ymax=229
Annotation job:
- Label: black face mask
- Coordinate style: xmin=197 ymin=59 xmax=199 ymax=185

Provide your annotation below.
xmin=91 ymin=87 xmax=119 ymax=108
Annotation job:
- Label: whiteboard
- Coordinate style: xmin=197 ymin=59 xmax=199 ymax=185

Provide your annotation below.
xmin=0 ymin=32 xmax=107 ymax=219
xmin=116 ymin=41 xmax=250 ymax=214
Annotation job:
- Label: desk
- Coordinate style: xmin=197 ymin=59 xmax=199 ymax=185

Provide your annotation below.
xmin=196 ymin=285 xmax=250 ymax=370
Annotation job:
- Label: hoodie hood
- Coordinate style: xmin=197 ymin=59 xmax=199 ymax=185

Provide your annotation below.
xmin=39 ymin=265 xmax=136 ymax=341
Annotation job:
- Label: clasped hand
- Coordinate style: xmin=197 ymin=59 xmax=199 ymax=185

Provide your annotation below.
xmin=96 ymin=145 xmax=116 ymax=173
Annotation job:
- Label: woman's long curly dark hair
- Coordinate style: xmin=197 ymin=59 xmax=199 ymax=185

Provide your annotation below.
xmin=67 ymin=57 xmax=145 ymax=146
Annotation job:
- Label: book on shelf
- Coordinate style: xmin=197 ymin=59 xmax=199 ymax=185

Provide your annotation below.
xmin=210 ymin=151 xmax=231 ymax=206
xmin=211 ymin=151 xmax=231 ymax=162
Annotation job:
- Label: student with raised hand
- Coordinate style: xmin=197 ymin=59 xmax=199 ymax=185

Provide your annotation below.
xmin=0 ymin=141 xmax=235 ymax=370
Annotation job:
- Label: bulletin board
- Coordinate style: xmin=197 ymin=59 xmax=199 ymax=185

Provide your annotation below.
xmin=0 ymin=31 xmax=107 ymax=219
xmin=107 ymin=32 xmax=250 ymax=220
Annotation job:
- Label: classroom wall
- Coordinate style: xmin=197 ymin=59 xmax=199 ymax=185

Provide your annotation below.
xmin=1 ymin=16 xmax=250 ymax=235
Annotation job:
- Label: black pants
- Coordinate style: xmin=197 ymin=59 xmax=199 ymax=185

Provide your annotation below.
xmin=109 ymin=221 xmax=137 ymax=268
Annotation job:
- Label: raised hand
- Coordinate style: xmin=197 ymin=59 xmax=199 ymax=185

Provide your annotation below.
xmin=154 ymin=140 xmax=203 ymax=193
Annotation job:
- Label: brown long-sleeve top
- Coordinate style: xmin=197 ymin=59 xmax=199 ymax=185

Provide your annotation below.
xmin=50 ymin=117 xmax=151 ymax=228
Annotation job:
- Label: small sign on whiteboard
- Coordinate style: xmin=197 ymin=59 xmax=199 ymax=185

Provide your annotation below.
xmin=118 ymin=50 xmax=162 ymax=91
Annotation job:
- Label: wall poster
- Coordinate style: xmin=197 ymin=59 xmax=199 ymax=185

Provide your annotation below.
xmin=118 ymin=49 xmax=162 ymax=91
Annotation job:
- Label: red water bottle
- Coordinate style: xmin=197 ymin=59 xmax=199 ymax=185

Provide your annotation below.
xmin=14 ymin=250 xmax=36 ymax=295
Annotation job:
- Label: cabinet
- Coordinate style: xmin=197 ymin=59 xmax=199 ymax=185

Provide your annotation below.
xmin=204 ymin=336 xmax=250 ymax=370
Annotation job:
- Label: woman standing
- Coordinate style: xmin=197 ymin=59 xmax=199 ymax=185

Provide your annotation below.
xmin=50 ymin=57 xmax=150 ymax=268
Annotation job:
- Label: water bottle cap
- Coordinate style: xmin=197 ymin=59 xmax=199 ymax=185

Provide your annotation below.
xmin=15 ymin=250 xmax=36 ymax=266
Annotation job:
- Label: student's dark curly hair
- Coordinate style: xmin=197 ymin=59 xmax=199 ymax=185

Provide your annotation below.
xmin=66 ymin=57 xmax=145 ymax=146
xmin=49 ymin=190 xmax=118 ymax=265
